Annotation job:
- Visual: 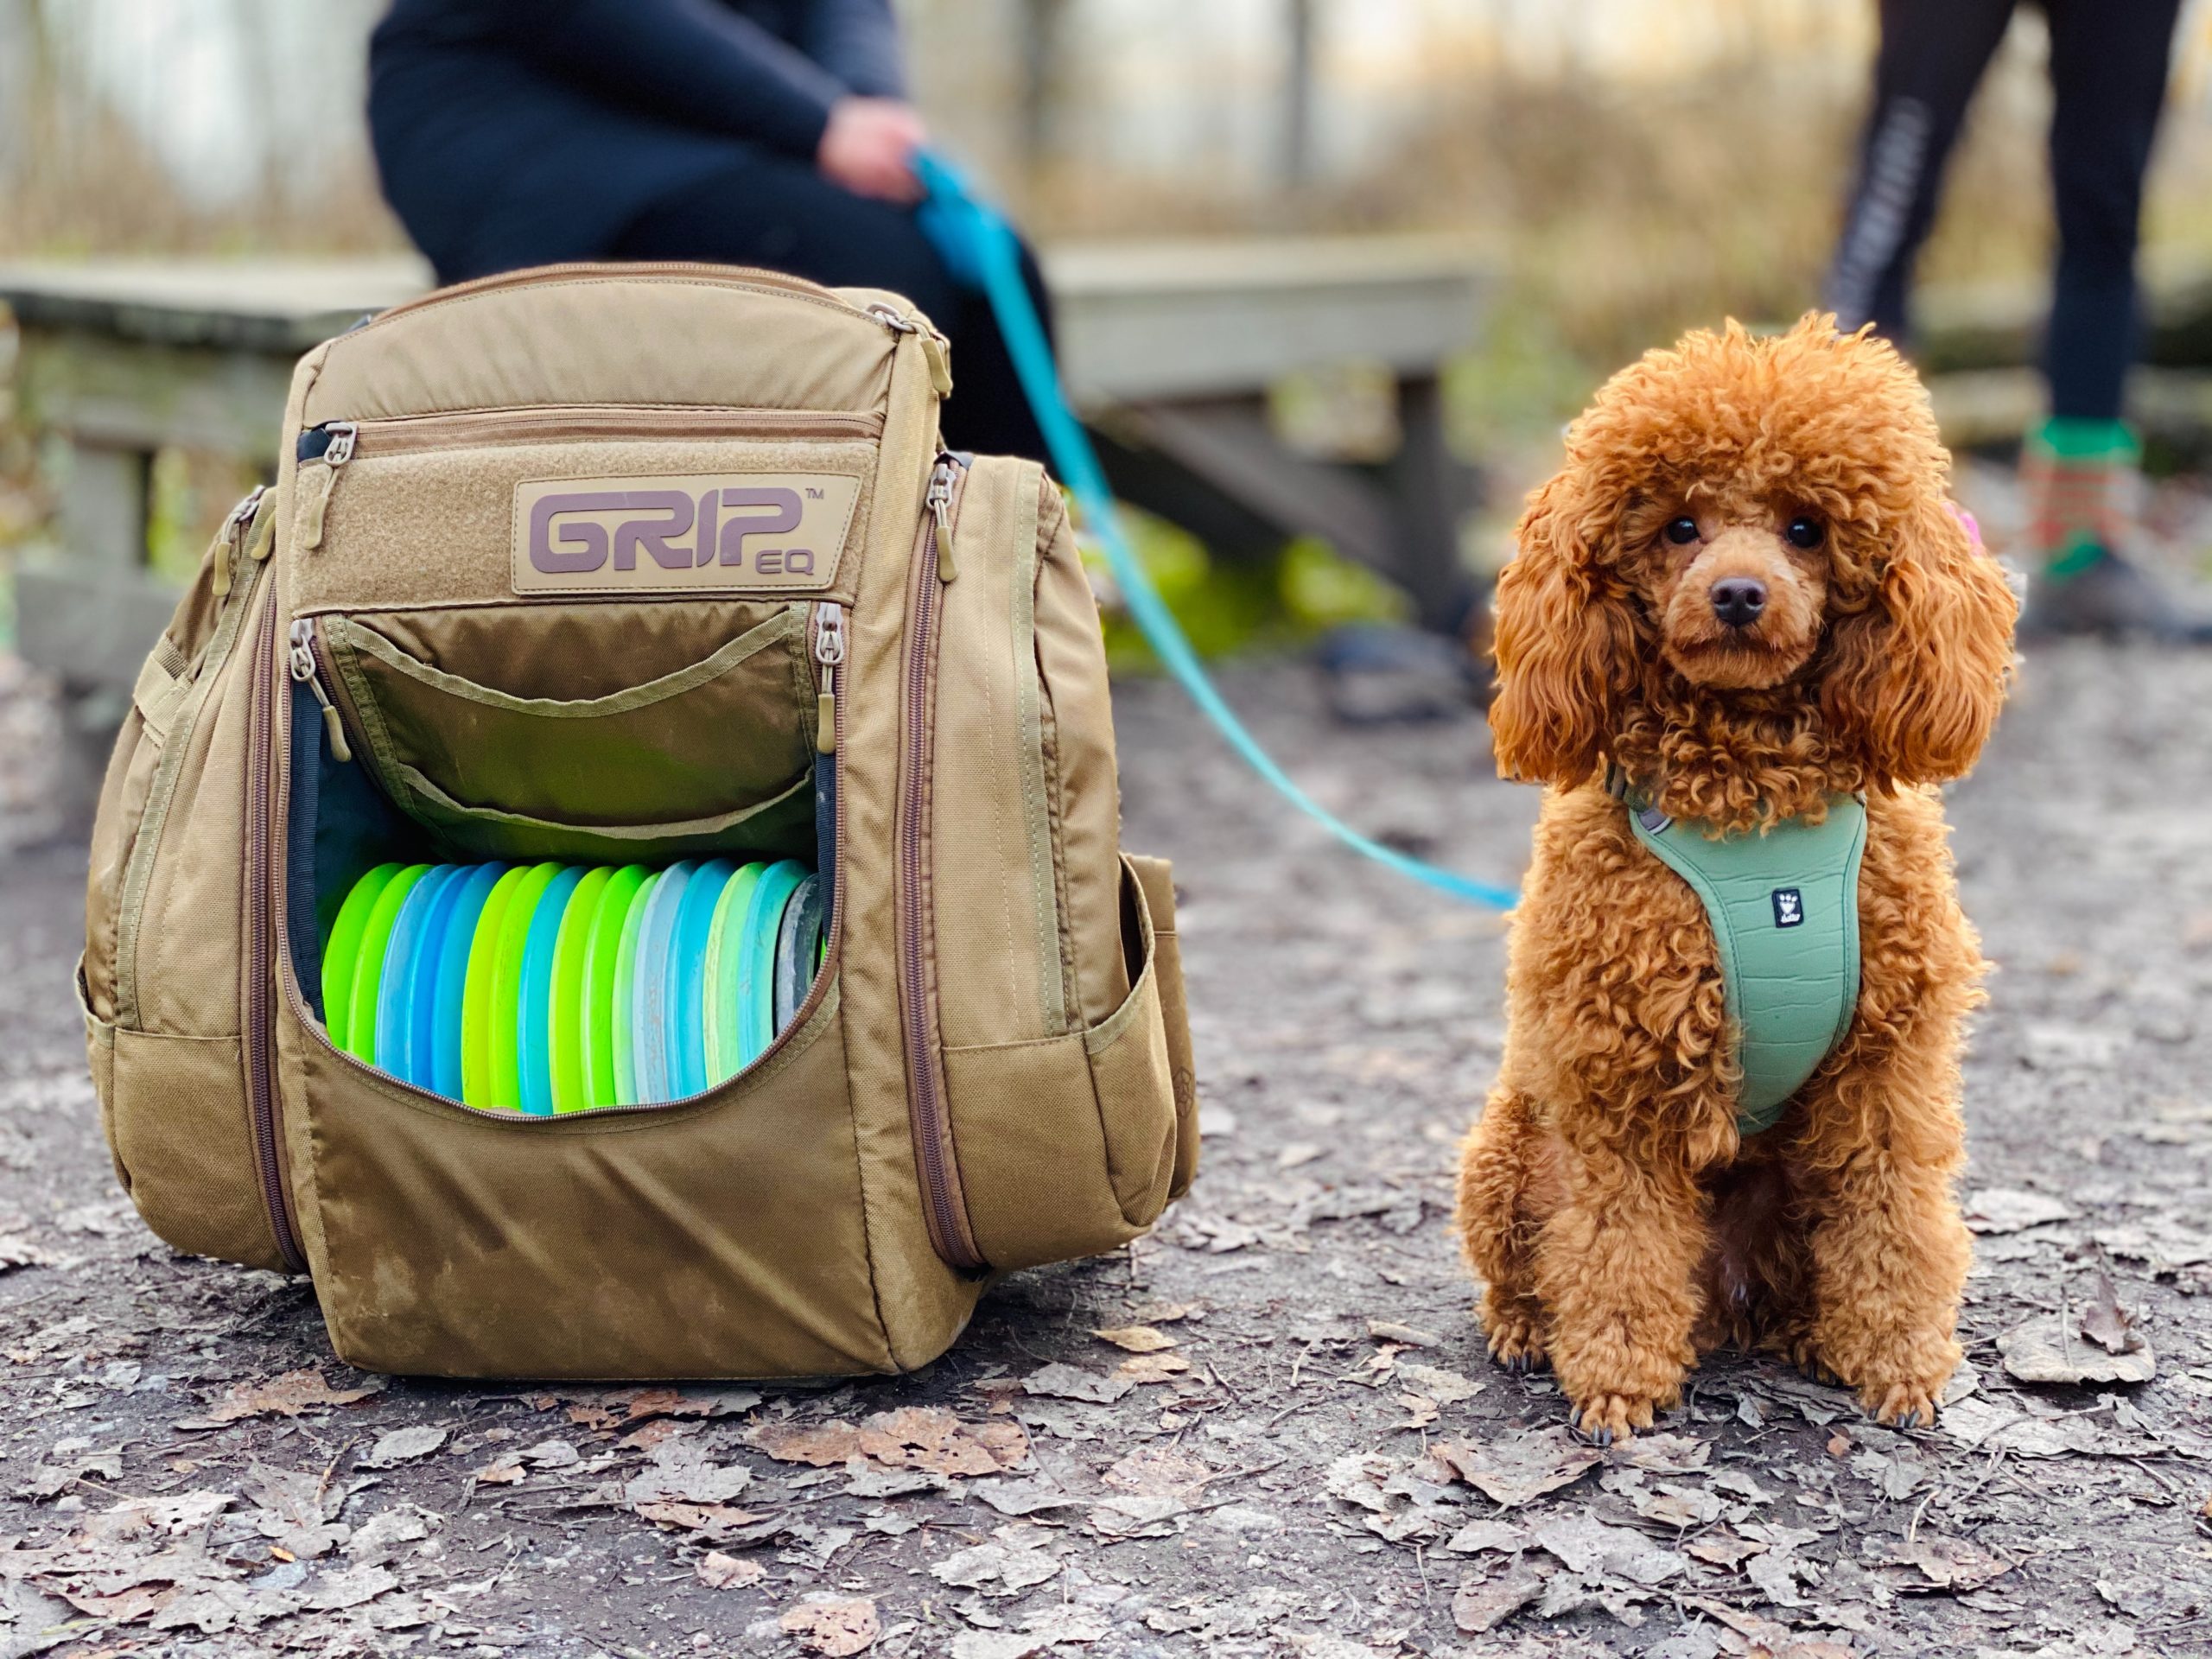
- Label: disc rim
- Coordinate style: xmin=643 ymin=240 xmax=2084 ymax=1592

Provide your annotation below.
xmin=611 ymin=870 xmax=659 ymax=1107
xmin=580 ymin=866 xmax=648 ymax=1109
xmin=550 ymin=866 xmax=612 ymax=1113
xmin=433 ymin=863 xmax=506 ymax=1101
xmin=740 ymin=860 xmax=808 ymax=1065
xmin=773 ymin=873 xmax=823 ymax=1038
xmin=346 ymin=863 xmax=431 ymax=1065
xmin=486 ymin=863 xmax=562 ymax=1110
xmin=667 ymin=859 xmax=737 ymax=1100
xmin=705 ymin=862 xmax=764 ymax=1085
xmin=632 ymin=861 xmax=696 ymax=1104
xmin=518 ymin=865 xmax=585 ymax=1116
xmin=323 ymin=862 xmax=401 ymax=1052
xmin=379 ymin=865 xmax=456 ymax=1085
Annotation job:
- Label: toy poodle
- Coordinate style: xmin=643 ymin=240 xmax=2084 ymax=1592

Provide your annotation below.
xmin=1456 ymin=314 xmax=2018 ymax=1441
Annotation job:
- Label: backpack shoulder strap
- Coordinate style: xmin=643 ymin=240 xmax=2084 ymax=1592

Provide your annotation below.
xmin=1627 ymin=797 xmax=1867 ymax=1136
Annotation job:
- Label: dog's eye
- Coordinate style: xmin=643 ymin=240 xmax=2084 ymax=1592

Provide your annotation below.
xmin=1784 ymin=515 xmax=1825 ymax=550
xmin=1663 ymin=517 xmax=1700 ymax=546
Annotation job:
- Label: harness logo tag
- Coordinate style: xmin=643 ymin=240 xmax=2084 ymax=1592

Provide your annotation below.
xmin=512 ymin=471 xmax=861 ymax=595
xmin=1771 ymin=887 xmax=1804 ymax=928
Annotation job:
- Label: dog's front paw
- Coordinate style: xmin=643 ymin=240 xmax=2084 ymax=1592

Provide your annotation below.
xmin=1568 ymin=1390 xmax=1662 ymax=1446
xmin=1784 ymin=1333 xmax=1842 ymax=1389
xmin=1859 ymin=1378 xmax=1941 ymax=1430
xmin=1478 ymin=1289 xmax=1549 ymax=1376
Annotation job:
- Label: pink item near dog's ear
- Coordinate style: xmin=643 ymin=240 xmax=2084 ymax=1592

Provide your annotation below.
xmin=1948 ymin=503 xmax=1983 ymax=549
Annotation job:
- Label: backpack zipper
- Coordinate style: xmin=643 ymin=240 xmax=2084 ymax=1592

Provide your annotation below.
xmin=289 ymin=407 xmax=882 ymax=553
xmin=289 ymin=620 xmax=352 ymax=764
xmin=247 ymin=582 xmax=309 ymax=1273
xmin=897 ymin=453 xmax=983 ymax=1272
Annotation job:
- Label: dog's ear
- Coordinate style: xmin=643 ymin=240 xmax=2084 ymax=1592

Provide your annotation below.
xmin=1488 ymin=474 xmax=1640 ymax=785
xmin=1821 ymin=495 xmax=2018 ymax=787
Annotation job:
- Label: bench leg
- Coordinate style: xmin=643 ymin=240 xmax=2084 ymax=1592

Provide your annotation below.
xmin=38 ymin=438 xmax=153 ymax=827
xmin=1383 ymin=372 xmax=1480 ymax=636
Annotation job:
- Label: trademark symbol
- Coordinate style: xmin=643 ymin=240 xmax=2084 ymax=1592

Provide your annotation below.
xmin=806 ymin=486 xmax=826 ymax=499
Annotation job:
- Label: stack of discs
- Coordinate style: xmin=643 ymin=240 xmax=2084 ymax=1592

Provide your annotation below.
xmin=321 ymin=858 xmax=828 ymax=1113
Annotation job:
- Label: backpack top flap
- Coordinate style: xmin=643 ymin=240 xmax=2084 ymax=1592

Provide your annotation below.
xmin=282 ymin=264 xmax=949 ymax=617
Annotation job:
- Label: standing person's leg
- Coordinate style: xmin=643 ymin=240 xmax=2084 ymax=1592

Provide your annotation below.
xmin=1824 ymin=0 xmax=2018 ymax=341
xmin=2041 ymin=0 xmax=2183 ymax=422
xmin=610 ymin=151 xmax=1052 ymax=463
xmin=2022 ymin=0 xmax=2208 ymax=639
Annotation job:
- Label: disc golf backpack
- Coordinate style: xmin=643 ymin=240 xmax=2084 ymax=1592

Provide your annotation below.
xmin=77 ymin=263 xmax=1198 ymax=1379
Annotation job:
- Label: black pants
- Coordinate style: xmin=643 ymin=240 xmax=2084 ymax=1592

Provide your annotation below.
xmin=1824 ymin=0 xmax=2183 ymax=421
xmin=614 ymin=152 xmax=1054 ymax=463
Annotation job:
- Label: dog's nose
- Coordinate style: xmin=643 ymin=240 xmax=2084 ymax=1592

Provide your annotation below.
xmin=1710 ymin=577 xmax=1767 ymax=629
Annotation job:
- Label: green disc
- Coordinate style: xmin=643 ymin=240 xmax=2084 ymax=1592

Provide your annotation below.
xmin=548 ymin=866 xmax=610 ymax=1114
xmin=461 ymin=865 xmax=530 ymax=1108
xmin=580 ymin=865 xmax=649 ymax=1109
xmin=703 ymin=862 xmax=764 ymax=1086
xmin=323 ymin=862 xmax=401 ymax=1050
xmin=611 ymin=869 xmax=660 ymax=1107
xmin=488 ymin=863 xmax=562 ymax=1111
xmin=343 ymin=863 xmax=430 ymax=1065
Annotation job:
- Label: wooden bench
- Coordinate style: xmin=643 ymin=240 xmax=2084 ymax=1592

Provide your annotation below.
xmin=2 ymin=241 xmax=1491 ymax=732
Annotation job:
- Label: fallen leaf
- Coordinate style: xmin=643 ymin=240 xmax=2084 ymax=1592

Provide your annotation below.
xmin=1442 ymin=1519 xmax=1525 ymax=1555
xmin=753 ymin=1408 xmax=1027 ymax=1479
xmin=780 ymin=1594 xmax=880 ymax=1656
xmin=1894 ymin=1535 xmax=2013 ymax=1593
xmin=1686 ymin=1530 xmax=1768 ymax=1567
xmin=1393 ymin=1393 xmax=1440 ymax=1430
xmin=357 ymin=1427 xmax=448 ymax=1469
xmin=1963 ymin=1188 xmax=2074 ymax=1235
xmin=1434 ymin=1428 xmax=1602 ymax=1508
xmin=697 ymin=1550 xmax=765 ymax=1590
xmin=1088 ymin=1493 xmax=1185 ymax=1539
xmin=1532 ymin=1514 xmax=1687 ymax=1586
xmin=632 ymin=1501 xmax=773 ymax=1541
xmin=1021 ymin=1363 xmax=1134 ymax=1404
xmin=1395 ymin=1362 xmax=1482 ymax=1405
xmin=470 ymin=1459 xmax=524 ymax=1487
xmin=175 ymin=1370 xmax=385 ymax=1430
xmin=971 ymin=1476 xmax=1084 ymax=1516
xmin=1116 ymin=1352 xmax=1190 ymax=1384
xmin=1091 ymin=1325 xmax=1176 ymax=1353
xmin=1103 ymin=1446 xmax=1213 ymax=1500
xmin=1611 ymin=1433 xmax=1708 ymax=1473
xmin=1366 ymin=1319 xmax=1441 ymax=1348
xmin=1452 ymin=1565 xmax=1548 ymax=1634
xmin=2079 ymin=1271 xmax=2140 ymax=1355
xmin=1998 ymin=1313 xmax=2155 ymax=1386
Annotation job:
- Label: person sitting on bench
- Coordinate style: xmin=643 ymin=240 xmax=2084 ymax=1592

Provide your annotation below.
xmin=366 ymin=0 xmax=1050 ymax=461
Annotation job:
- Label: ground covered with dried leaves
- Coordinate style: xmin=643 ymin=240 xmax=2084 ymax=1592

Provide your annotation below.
xmin=0 ymin=639 xmax=2207 ymax=1659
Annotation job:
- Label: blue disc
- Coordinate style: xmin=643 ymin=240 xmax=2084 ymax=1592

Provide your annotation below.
xmin=739 ymin=860 xmax=808 ymax=1065
xmin=397 ymin=865 xmax=471 ymax=1089
xmin=517 ymin=865 xmax=586 ymax=1116
xmin=429 ymin=863 xmax=508 ymax=1101
xmin=665 ymin=859 xmax=736 ymax=1100
xmin=378 ymin=865 xmax=454 ymax=1085
xmin=631 ymin=860 xmax=696 ymax=1104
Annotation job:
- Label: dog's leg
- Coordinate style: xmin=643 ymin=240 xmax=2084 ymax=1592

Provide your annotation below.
xmin=1534 ymin=1144 xmax=1707 ymax=1444
xmin=1456 ymin=1087 xmax=1551 ymax=1372
xmin=1797 ymin=1055 xmax=1970 ymax=1427
xmin=1802 ymin=1131 xmax=1967 ymax=1427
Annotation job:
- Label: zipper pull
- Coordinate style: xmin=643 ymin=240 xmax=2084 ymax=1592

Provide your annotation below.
xmin=294 ymin=421 xmax=356 ymax=552
xmin=811 ymin=601 xmax=845 ymax=754
xmin=289 ymin=619 xmax=352 ymax=763
xmin=927 ymin=456 xmax=958 ymax=584
xmin=209 ymin=484 xmax=265 ymax=598
xmin=866 ymin=303 xmax=918 ymax=334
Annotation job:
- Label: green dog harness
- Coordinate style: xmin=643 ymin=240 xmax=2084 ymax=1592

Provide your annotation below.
xmin=1622 ymin=790 xmax=1867 ymax=1136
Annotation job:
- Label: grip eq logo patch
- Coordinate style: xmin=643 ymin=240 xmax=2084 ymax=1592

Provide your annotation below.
xmin=512 ymin=472 xmax=861 ymax=595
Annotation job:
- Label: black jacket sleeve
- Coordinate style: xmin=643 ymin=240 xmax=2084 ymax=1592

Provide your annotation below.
xmin=471 ymin=0 xmax=852 ymax=157
xmin=801 ymin=0 xmax=906 ymax=99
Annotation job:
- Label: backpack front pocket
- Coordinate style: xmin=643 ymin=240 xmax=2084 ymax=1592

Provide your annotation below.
xmin=316 ymin=603 xmax=817 ymax=849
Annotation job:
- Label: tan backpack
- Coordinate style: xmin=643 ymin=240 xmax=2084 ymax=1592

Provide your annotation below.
xmin=77 ymin=263 xmax=1198 ymax=1379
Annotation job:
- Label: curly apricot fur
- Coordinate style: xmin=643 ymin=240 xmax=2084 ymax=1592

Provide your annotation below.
xmin=1459 ymin=315 xmax=2013 ymax=1438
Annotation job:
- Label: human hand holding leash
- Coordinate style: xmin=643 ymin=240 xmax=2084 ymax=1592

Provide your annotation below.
xmin=818 ymin=97 xmax=925 ymax=203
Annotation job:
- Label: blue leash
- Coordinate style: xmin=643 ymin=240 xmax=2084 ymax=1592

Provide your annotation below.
xmin=914 ymin=153 xmax=1517 ymax=911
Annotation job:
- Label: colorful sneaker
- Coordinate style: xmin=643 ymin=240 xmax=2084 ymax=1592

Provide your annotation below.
xmin=2018 ymin=416 xmax=2212 ymax=643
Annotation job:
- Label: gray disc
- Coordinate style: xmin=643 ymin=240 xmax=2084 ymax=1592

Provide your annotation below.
xmin=773 ymin=874 xmax=824 ymax=1036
